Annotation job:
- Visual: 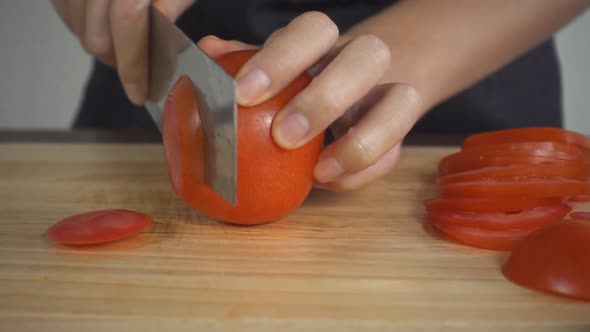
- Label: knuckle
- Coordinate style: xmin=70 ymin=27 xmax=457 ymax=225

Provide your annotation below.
xmin=315 ymin=86 xmax=345 ymax=119
xmin=111 ymin=0 xmax=147 ymax=21
xmin=393 ymin=84 xmax=422 ymax=110
xmin=297 ymin=11 xmax=339 ymax=39
xmin=346 ymin=130 xmax=380 ymax=169
xmin=85 ymin=35 xmax=112 ymax=58
xmin=264 ymin=28 xmax=284 ymax=46
xmin=355 ymin=34 xmax=391 ymax=67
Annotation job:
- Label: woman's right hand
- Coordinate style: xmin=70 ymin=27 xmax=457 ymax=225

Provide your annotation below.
xmin=51 ymin=0 xmax=195 ymax=105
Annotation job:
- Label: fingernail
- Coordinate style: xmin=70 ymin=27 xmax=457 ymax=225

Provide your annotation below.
xmin=236 ymin=68 xmax=271 ymax=105
xmin=274 ymin=111 xmax=310 ymax=148
xmin=314 ymin=157 xmax=345 ymax=183
xmin=123 ymin=83 xmax=141 ymax=105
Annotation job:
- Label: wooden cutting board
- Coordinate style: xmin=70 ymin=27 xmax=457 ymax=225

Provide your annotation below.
xmin=0 ymin=142 xmax=589 ymax=332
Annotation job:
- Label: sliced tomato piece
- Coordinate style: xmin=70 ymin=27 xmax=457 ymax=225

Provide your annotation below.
xmin=461 ymin=141 xmax=586 ymax=156
xmin=162 ymin=75 xmax=206 ymax=197
xmin=438 ymin=149 xmax=587 ymax=175
xmin=427 ymin=204 xmax=570 ymax=230
xmin=430 ymin=217 xmax=539 ymax=251
xmin=502 ymin=220 xmax=590 ymax=301
xmin=424 ymin=197 xmax=565 ymax=213
xmin=463 ymin=127 xmax=590 ymax=152
xmin=570 ymin=212 xmax=590 ymax=221
xmin=440 ymin=179 xmax=590 ymax=198
xmin=48 ymin=209 xmax=153 ymax=245
xmin=437 ymin=165 xmax=589 ymax=185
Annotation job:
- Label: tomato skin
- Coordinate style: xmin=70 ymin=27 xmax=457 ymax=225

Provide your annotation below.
xmin=427 ymin=204 xmax=570 ymax=230
xmin=429 ymin=217 xmax=537 ymax=251
xmin=437 ymin=165 xmax=589 ymax=185
xmin=47 ymin=210 xmax=153 ymax=245
xmin=463 ymin=127 xmax=590 ymax=152
xmin=461 ymin=141 xmax=586 ymax=156
xmin=438 ymin=148 xmax=587 ymax=175
xmin=502 ymin=220 xmax=590 ymax=301
xmin=439 ymin=179 xmax=590 ymax=198
xmin=162 ymin=50 xmax=325 ymax=225
xmin=424 ymin=197 xmax=565 ymax=213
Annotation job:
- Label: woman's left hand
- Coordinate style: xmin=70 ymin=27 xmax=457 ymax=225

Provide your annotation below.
xmin=198 ymin=11 xmax=422 ymax=191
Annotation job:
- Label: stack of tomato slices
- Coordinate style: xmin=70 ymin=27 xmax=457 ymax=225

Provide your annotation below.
xmin=425 ymin=127 xmax=590 ymax=252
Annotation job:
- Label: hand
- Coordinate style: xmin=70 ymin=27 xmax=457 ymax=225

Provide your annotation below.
xmin=198 ymin=12 xmax=422 ymax=191
xmin=51 ymin=0 xmax=195 ymax=105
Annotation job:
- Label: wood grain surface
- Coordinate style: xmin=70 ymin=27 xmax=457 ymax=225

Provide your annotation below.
xmin=0 ymin=143 xmax=589 ymax=332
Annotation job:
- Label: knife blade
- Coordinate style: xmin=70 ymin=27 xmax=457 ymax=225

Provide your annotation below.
xmin=145 ymin=5 xmax=237 ymax=205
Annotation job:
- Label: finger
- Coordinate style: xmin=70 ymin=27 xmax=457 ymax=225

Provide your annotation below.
xmin=85 ymin=0 xmax=115 ymax=66
xmin=314 ymin=145 xmax=401 ymax=192
xmin=272 ymin=34 xmax=391 ymax=149
xmin=51 ymin=0 xmax=74 ymax=32
xmin=330 ymin=84 xmax=391 ymax=138
xmin=307 ymin=37 xmax=349 ymax=77
xmin=110 ymin=0 xmax=150 ymax=105
xmin=313 ymin=83 xmax=421 ymax=183
xmin=263 ymin=27 xmax=285 ymax=47
xmin=65 ymin=0 xmax=86 ymax=42
xmin=235 ymin=11 xmax=339 ymax=106
xmin=154 ymin=0 xmax=195 ymax=21
xmin=197 ymin=35 xmax=258 ymax=59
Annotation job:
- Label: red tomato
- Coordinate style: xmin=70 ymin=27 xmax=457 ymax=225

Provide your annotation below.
xmin=569 ymin=212 xmax=590 ymax=221
xmin=502 ymin=220 xmax=590 ymax=301
xmin=461 ymin=141 xmax=586 ymax=156
xmin=440 ymin=179 xmax=590 ymax=198
xmin=427 ymin=204 xmax=570 ymax=230
xmin=438 ymin=147 xmax=587 ymax=175
xmin=162 ymin=50 xmax=325 ymax=225
xmin=424 ymin=197 xmax=565 ymax=213
xmin=437 ymin=165 xmax=589 ymax=185
xmin=430 ymin=217 xmax=538 ymax=251
xmin=48 ymin=210 xmax=153 ymax=245
xmin=463 ymin=127 xmax=590 ymax=152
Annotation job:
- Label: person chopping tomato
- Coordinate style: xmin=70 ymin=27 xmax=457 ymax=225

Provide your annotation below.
xmin=51 ymin=0 xmax=590 ymax=192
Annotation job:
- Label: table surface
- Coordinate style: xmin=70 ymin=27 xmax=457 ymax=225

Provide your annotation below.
xmin=1 ymin=131 xmax=589 ymax=332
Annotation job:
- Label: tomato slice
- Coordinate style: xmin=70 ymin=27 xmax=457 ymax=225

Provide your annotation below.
xmin=427 ymin=204 xmax=570 ymax=230
xmin=429 ymin=217 xmax=539 ymax=251
xmin=461 ymin=141 xmax=586 ymax=156
xmin=502 ymin=220 xmax=590 ymax=301
xmin=570 ymin=212 xmax=590 ymax=221
xmin=162 ymin=75 xmax=206 ymax=197
xmin=440 ymin=179 xmax=590 ymax=198
xmin=424 ymin=197 xmax=565 ymax=213
xmin=48 ymin=209 xmax=153 ymax=245
xmin=438 ymin=149 xmax=587 ymax=175
xmin=463 ymin=127 xmax=590 ymax=152
xmin=437 ymin=165 xmax=589 ymax=185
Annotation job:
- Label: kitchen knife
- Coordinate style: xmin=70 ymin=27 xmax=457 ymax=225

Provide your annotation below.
xmin=145 ymin=4 xmax=237 ymax=205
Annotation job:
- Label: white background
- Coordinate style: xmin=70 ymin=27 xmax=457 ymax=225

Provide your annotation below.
xmin=0 ymin=1 xmax=588 ymax=133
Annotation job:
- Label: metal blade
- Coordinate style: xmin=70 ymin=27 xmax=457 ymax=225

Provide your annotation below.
xmin=145 ymin=5 xmax=237 ymax=205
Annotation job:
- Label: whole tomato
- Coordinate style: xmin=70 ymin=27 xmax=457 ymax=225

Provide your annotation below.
xmin=162 ymin=50 xmax=325 ymax=225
